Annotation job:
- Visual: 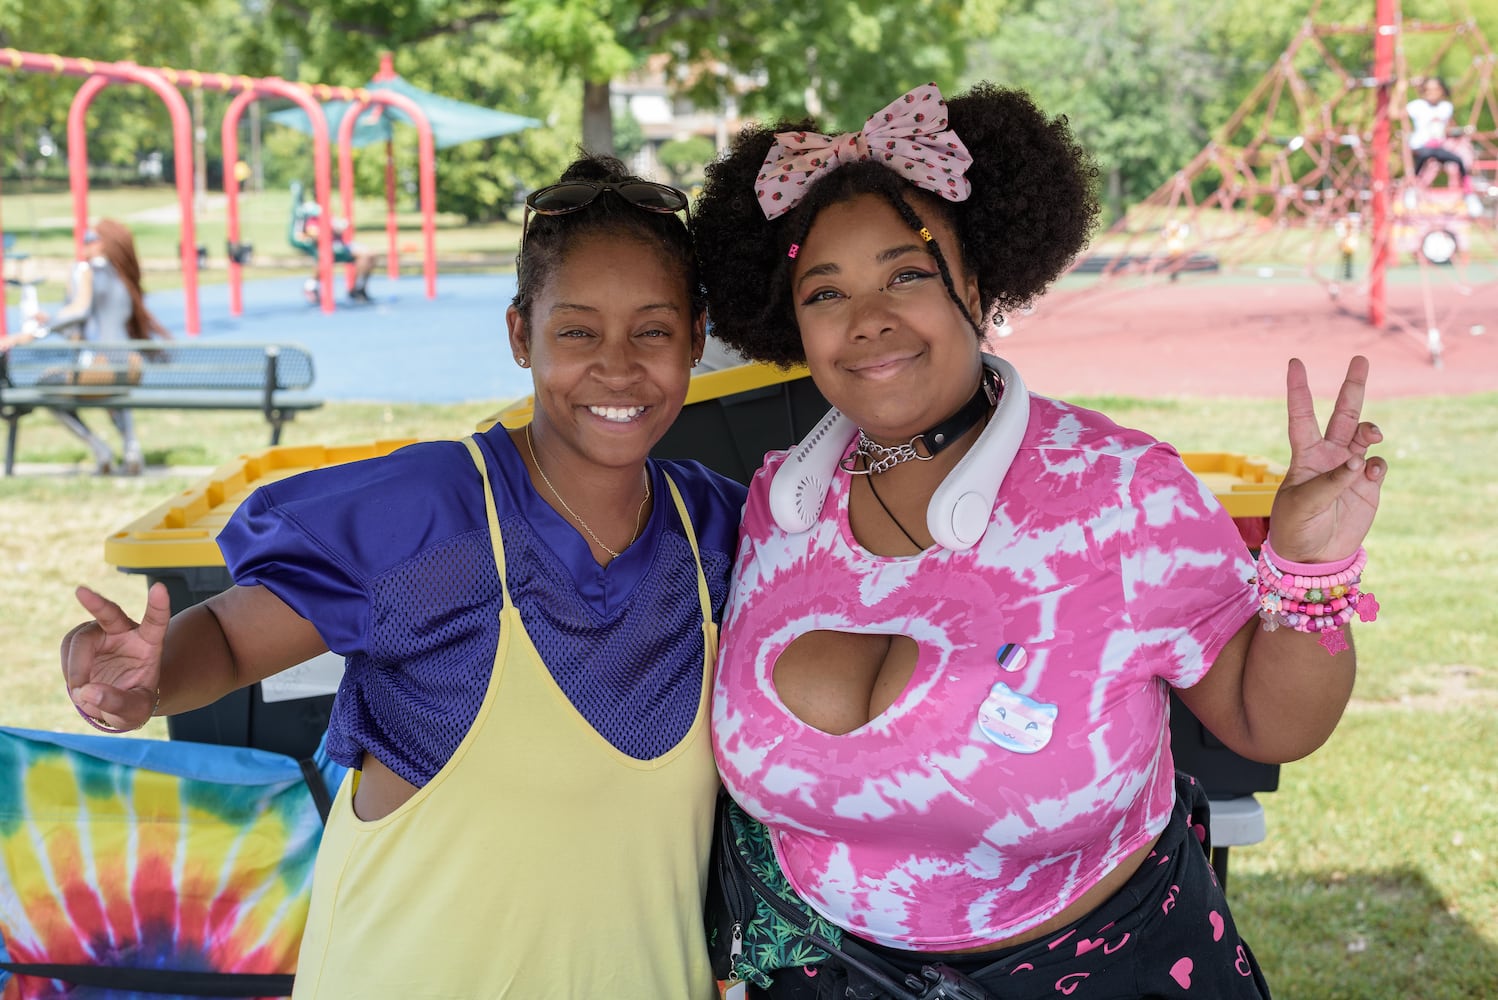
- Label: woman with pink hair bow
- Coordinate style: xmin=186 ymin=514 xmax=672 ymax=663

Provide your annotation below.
xmin=694 ymin=82 xmax=1386 ymax=998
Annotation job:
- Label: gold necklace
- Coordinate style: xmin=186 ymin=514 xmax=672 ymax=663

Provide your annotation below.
xmin=525 ymin=424 xmax=650 ymax=559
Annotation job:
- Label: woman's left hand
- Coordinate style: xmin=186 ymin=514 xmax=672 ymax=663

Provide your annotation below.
xmin=1268 ymin=355 xmax=1386 ymax=562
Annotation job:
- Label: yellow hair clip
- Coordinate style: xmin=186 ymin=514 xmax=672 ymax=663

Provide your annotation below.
xmin=918 ymin=227 xmax=933 ymax=242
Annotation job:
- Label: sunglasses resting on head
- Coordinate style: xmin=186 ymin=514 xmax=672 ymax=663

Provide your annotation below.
xmin=518 ymin=180 xmax=690 ymax=257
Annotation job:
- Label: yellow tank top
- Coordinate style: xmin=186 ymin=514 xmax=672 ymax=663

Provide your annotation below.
xmin=292 ymin=439 xmax=720 ymax=999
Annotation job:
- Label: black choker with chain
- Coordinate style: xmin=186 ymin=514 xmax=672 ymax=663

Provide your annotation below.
xmin=841 ymin=368 xmax=1001 ymax=475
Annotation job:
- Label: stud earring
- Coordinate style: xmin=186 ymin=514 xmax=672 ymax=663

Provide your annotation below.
xmin=516 ymin=357 xmax=530 ymax=368
xmin=691 ymin=357 xmax=701 ymax=368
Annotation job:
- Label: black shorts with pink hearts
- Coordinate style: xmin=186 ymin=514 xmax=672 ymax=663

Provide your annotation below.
xmin=754 ymin=772 xmax=1271 ymax=999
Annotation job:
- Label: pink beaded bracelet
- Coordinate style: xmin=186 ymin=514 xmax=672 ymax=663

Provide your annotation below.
xmin=1259 ymin=539 xmax=1367 ymax=592
xmin=1258 ymin=538 xmax=1362 ymax=576
xmin=1256 ymin=543 xmax=1378 ymax=653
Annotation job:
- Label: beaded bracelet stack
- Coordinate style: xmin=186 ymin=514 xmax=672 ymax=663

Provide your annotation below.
xmin=1256 ymin=540 xmax=1379 ymax=654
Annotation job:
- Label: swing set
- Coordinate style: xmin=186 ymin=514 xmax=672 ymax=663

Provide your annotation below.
xmin=0 ymin=48 xmax=440 ymax=337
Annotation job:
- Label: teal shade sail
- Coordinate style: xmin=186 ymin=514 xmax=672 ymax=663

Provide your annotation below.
xmin=268 ymin=75 xmax=541 ymax=150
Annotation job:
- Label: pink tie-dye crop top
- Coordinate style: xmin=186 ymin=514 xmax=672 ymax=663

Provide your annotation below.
xmin=712 ymin=394 xmax=1258 ymax=950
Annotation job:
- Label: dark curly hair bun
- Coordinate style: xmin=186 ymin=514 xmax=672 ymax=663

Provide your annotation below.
xmin=692 ymin=82 xmax=1100 ymax=367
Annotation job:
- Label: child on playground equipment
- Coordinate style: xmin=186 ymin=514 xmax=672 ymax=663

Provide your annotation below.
xmin=1404 ymin=76 xmax=1484 ymax=219
xmin=291 ymin=183 xmax=378 ymax=303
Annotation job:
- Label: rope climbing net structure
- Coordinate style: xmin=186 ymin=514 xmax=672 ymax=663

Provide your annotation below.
xmin=1065 ymin=0 xmax=1497 ymax=367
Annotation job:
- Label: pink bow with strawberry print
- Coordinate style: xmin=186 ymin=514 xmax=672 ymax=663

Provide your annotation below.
xmin=754 ymin=83 xmax=973 ymax=221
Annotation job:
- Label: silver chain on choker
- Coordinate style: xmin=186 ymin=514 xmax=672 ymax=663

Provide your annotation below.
xmin=843 ymin=433 xmax=933 ymax=475
xmin=840 ymin=370 xmax=1001 ymax=476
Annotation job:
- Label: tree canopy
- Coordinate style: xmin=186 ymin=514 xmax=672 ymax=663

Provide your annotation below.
xmin=3 ymin=0 xmax=1496 ymax=221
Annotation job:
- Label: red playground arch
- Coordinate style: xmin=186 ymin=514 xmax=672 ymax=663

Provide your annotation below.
xmin=0 ymin=49 xmax=442 ymax=337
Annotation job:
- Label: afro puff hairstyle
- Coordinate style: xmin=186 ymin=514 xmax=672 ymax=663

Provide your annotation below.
xmin=511 ymin=152 xmax=702 ymax=327
xmin=691 ymin=82 xmax=1100 ymax=368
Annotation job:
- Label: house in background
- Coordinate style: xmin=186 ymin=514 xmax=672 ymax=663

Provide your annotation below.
xmin=612 ymin=55 xmax=752 ymax=184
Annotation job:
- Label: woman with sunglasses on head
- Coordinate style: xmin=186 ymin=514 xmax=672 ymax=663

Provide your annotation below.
xmin=56 ymin=153 xmax=747 ymax=998
xmin=1 ymin=219 xmax=171 ymax=475
xmin=693 ymin=83 xmax=1386 ymax=998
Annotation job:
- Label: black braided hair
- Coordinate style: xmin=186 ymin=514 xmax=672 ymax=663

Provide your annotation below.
xmin=511 ymin=152 xmax=702 ymax=327
xmin=692 ymin=82 xmax=1100 ymax=368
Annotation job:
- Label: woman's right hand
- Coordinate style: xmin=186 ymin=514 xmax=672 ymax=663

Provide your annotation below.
xmin=61 ymin=582 xmax=172 ymax=732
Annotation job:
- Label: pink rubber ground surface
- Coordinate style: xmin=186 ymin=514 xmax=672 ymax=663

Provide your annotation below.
xmin=989 ymin=273 xmax=1497 ymax=401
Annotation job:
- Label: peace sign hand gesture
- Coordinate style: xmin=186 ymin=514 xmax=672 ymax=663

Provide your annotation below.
xmin=60 ymin=582 xmax=172 ymax=733
xmin=1267 ymin=355 xmax=1387 ymax=563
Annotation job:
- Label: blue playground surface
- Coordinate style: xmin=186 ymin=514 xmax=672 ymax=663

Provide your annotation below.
xmin=7 ymin=271 xmax=530 ymax=405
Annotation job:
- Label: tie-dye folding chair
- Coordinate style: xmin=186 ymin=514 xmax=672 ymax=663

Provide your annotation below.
xmin=0 ymin=726 xmax=344 ymax=999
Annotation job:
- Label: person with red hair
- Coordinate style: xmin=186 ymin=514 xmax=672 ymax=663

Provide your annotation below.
xmin=3 ymin=219 xmax=172 ymax=475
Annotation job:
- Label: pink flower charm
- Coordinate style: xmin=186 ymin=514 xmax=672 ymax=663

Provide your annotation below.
xmin=1319 ymin=627 xmax=1350 ymax=655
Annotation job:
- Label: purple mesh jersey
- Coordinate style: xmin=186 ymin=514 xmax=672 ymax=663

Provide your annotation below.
xmin=218 ymin=426 xmax=746 ymax=785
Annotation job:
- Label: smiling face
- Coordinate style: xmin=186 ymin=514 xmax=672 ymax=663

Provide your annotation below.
xmin=507 ymin=232 xmax=704 ymax=475
xmin=790 ymin=193 xmax=984 ymax=443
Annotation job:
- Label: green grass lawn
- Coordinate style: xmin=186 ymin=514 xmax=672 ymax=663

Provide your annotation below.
xmin=1236 ymin=705 xmax=1498 ymax=998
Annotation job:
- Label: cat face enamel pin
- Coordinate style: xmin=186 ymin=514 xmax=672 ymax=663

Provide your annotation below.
xmin=976 ymin=680 xmax=1058 ymax=754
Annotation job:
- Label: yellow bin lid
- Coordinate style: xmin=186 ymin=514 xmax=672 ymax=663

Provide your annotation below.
xmin=1177 ymin=451 xmax=1284 ymax=518
xmin=105 ymin=365 xmax=1284 ymax=570
xmin=477 ymin=361 xmax=810 ymax=431
xmin=483 ymin=362 xmax=1284 ymax=516
xmin=105 ymin=439 xmax=422 ymax=569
